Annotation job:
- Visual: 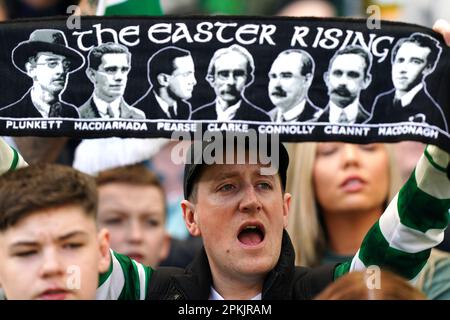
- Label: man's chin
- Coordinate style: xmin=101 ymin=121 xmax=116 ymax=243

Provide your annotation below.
xmin=236 ymin=260 xmax=274 ymax=277
xmin=331 ymin=97 xmax=354 ymax=108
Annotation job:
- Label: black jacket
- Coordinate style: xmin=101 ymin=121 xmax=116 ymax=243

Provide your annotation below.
xmin=268 ymin=99 xmax=322 ymax=122
xmin=368 ymin=88 xmax=448 ymax=131
xmin=147 ymin=230 xmax=335 ymax=300
xmin=132 ymin=90 xmax=191 ymax=120
xmin=315 ymin=102 xmax=370 ymax=124
xmin=0 ymin=90 xmax=79 ymax=118
xmin=191 ymin=99 xmax=270 ymax=122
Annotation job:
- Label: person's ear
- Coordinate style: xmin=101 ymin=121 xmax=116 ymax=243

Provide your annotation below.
xmin=157 ymin=73 xmax=169 ymax=87
xmin=323 ymin=71 xmax=329 ymax=87
xmin=423 ymin=64 xmax=433 ymax=77
xmin=97 ymin=228 xmax=111 ymax=273
xmin=181 ymin=199 xmax=201 ymax=237
xmin=305 ymin=73 xmax=314 ymax=89
xmin=25 ymin=62 xmax=36 ymax=77
xmin=158 ymin=232 xmax=171 ymax=263
xmin=363 ymin=74 xmax=372 ymax=89
xmin=86 ymin=68 xmax=96 ymax=83
xmin=283 ymin=192 xmax=292 ymax=228
xmin=205 ymin=75 xmax=215 ymax=87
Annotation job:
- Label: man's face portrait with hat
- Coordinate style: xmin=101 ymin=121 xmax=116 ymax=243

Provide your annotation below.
xmin=13 ymin=29 xmax=84 ymax=97
xmin=0 ymin=28 xmax=86 ymax=118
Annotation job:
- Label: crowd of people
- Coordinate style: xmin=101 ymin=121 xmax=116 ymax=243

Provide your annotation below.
xmin=0 ymin=0 xmax=449 ymax=301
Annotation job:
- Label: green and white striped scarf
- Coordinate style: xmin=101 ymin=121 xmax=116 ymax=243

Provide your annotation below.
xmin=96 ymin=250 xmax=153 ymax=300
xmin=0 ymin=138 xmax=27 ymax=174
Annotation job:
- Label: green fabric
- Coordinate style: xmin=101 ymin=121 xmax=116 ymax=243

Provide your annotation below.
xmin=130 ymin=259 xmax=141 ymax=299
xmin=358 ymin=221 xmax=430 ymax=280
xmin=398 ymin=171 xmax=450 ymax=233
xmin=333 ymin=262 xmax=351 ymax=279
xmin=105 ymin=0 xmax=162 ymax=16
xmin=200 ymin=0 xmax=246 ymax=14
xmin=424 ymin=147 xmax=447 ymax=173
xmin=8 ymin=147 xmax=18 ymax=171
xmin=144 ymin=265 xmax=153 ymax=300
xmin=113 ymin=251 xmax=141 ymax=300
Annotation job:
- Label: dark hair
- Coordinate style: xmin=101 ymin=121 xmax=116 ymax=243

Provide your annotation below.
xmin=330 ymin=45 xmax=372 ymax=77
xmin=391 ymin=33 xmax=441 ymax=71
xmin=87 ymin=42 xmax=131 ymax=71
xmin=0 ymin=164 xmax=97 ymax=232
xmin=148 ymin=47 xmax=191 ymax=90
xmin=96 ymin=164 xmax=166 ymax=212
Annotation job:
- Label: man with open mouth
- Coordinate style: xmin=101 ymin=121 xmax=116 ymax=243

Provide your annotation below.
xmin=140 ymin=133 xmax=449 ymax=300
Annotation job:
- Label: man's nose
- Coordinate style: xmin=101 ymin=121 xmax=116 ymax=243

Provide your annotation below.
xmin=114 ymin=71 xmax=126 ymax=81
xmin=223 ymin=73 xmax=237 ymax=85
xmin=39 ymin=247 xmax=64 ymax=279
xmin=54 ymin=63 xmax=65 ymax=75
xmin=239 ymin=185 xmax=262 ymax=214
xmin=191 ymin=74 xmax=197 ymax=85
xmin=127 ymin=220 xmax=143 ymax=243
xmin=271 ymin=77 xmax=281 ymax=88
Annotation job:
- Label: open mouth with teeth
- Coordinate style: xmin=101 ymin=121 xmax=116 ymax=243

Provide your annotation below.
xmin=237 ymin=224 xmax=265 ymax=247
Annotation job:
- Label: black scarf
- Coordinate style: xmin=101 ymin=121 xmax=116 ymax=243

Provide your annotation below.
xmin=0 ymin=16 xmax=448 ymax=152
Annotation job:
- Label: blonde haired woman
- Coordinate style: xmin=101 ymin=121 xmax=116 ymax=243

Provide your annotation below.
xmin=286 ymin=142 xmax=450 ymax=299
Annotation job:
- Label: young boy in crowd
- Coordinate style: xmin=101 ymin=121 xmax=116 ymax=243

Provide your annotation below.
xmin=96 ymin=164 xmax=170 ymax=268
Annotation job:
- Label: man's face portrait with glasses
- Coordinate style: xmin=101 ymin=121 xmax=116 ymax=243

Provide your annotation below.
xmin=26 ymin=51 xmax=70 ymax=95
xmin=211 ymin=50 xmax=248 ymax=107
xmin=88 ymin=52 xmax=131 ymax=103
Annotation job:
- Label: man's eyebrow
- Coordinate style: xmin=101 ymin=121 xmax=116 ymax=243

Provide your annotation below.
xmin=10 ymin=241 xmax=39 ymax=248
xmin=58 ymin=231 xmax=89 ymax=241
xmin=9 ymin=231 xmax=88 ymax=249
xmin=43 ymin=57 xmax=61 ymax=61
xmin=253 ymin=170 xmax=276 ymax=179
xmin=213 ymin=171 xmax=239 ymax=181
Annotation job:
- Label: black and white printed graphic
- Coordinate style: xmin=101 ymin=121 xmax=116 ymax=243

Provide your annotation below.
xmin=268 ymin=49 xmax=321 ymax=123
xmin=367 ymin=33 xmax=448 ymax=131
xmin=80 ymin=42 xmax=145 ymax=119
xmin=0 ymin=17 xmax=448 ymax=152
xmin=315 ymin=45 xmax=372 ymax=124
xmin=191 ymin=44 xmax=270 ymax=122
xmin=133 ymin=46 xmax=196 ymax=120
xmin=0 ymin=29 xmax=84 ymax=118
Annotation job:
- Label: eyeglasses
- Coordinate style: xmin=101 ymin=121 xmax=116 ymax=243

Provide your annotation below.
xmin=36 ymin=60 xmax=72 ymax=71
